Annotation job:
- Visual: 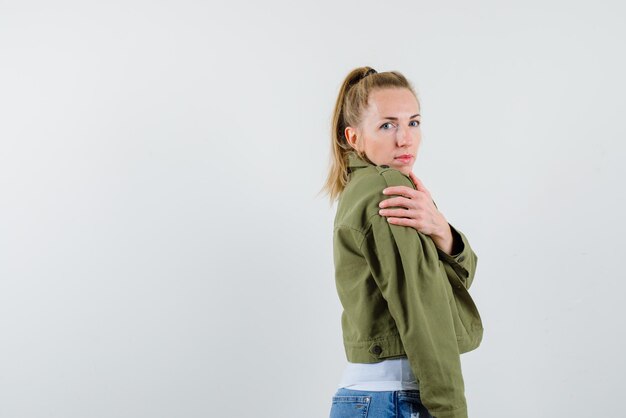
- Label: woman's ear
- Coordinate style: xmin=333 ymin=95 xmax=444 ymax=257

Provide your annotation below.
xmin=344 ymin=126 xmax=359 ymax=151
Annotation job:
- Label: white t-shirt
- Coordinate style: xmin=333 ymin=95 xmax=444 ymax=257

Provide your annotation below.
xmin=338 ymin=357 xmax=420 ymax=391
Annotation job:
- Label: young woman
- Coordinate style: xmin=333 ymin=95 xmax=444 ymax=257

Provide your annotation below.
xmin=322 ymin=67 xmax=483 ymax=418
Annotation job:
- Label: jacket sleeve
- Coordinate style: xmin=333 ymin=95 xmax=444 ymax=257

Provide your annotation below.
xmin=430 ymin=200 xmax=478 ymax=290
xmin=359 ymin=171 xmax=468 ymax=418
xmin=435 ymin=223 xmax=479 ymax=290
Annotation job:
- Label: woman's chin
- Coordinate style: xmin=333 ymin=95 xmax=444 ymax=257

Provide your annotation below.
xmin=396 ymin=166 xmax=413 ymax=176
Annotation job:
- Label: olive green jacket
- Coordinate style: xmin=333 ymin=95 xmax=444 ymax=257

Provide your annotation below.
xmin=333 ymin=152 xmax=483 ymax=418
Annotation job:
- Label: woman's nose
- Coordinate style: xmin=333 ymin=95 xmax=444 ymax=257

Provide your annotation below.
xmin=397 ymin=126 xmax=413 ymax=147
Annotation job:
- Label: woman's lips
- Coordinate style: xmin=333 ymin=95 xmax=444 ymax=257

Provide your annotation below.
xmin=394 ymin=155 xmax=413 ymax=164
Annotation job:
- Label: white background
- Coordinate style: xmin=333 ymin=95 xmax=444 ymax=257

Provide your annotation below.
xmin=1 ymin=1 xmax=625 ymax=417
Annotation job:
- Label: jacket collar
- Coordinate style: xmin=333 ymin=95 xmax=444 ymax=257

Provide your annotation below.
xmin=346 ymin=151 xmax=416 ymax=188
xmin=347 ymin=151 xmax=373 ymax=171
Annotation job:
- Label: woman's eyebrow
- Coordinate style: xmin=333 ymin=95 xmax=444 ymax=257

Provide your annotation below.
xmin=381 ymin=113 xmax=421 ymax=120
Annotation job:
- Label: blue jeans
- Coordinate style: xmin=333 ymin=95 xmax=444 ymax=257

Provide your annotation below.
xmin=328 ymin=388 xmax=434 ymax=418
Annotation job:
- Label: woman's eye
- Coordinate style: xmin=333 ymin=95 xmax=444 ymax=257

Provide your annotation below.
xmin=381 ymin=122 xmax=394 ymax=130
xmin=410 ymin=120 xmax=421 ymax=127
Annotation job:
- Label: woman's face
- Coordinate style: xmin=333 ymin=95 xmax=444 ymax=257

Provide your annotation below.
xmin=345 ymin=87 xmax=421 ymax=176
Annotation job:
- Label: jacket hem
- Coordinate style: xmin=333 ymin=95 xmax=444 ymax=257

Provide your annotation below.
xmin=344 ymin=333 xmax=407 ymax=363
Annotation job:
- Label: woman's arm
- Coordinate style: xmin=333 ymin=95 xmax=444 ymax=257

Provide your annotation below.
xmin=360 ymin=169 xmax=469 ymax=418
xmin=378 ymin=171 xmax=478 ymax=289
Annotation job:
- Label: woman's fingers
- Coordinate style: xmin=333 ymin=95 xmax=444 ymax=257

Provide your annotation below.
xmin=382 ymin=185 xmax=417 ymax=198
xmin=379 ymin=196 xmax=413 ymax=210
xmin=385 ymin=216 xmax=418 ymax=227
xmin=378 ymin=172 xmax=437 ymax=234
xmin=383 ymin=175 xmax=431 ymax=200
xmin=379 ymin=192 xmax=427 ymax=209
xmin=379 ymin=208 xmax=415 ymax=218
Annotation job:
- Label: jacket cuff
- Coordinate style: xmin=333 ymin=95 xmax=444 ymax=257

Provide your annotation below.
xmin=430 ymin=405 xmax=468 ymax=418
xmin=436 ymin=223 xmax=470 ymax=278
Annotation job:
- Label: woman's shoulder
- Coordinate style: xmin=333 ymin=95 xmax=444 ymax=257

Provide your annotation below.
xmin=334 ymin=167 xmax=414 ymax=231
xmin=345 ymin=166 xmax=414 ymax=201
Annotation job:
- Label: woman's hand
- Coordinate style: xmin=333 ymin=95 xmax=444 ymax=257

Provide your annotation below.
xmin=378 ymin=171 xmax=455 ymax=254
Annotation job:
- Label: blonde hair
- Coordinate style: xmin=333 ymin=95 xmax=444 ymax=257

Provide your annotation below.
xmin=319 ymin=66 xmax=420 ymax=203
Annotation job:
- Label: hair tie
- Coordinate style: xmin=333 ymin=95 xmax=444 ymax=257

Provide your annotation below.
xmin=363 ymin=68 xmax=377 ymax=78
